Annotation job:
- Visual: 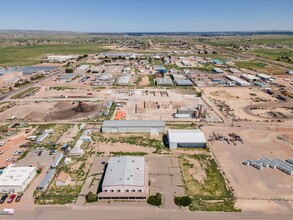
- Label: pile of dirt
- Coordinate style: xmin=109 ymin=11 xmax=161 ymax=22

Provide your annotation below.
xmin=25 ymin=111 xmax=45 ymax=119
xmin=44 ymin=103 xmax=102 ymax=121
xmin=54 ymin=101 xmax=72 ymax=109
xmin=72 ymin=102 xmax=95 ymax=113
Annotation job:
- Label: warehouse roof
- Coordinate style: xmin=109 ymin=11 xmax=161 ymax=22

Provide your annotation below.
xmin=175 ymin=79 xmax=193 ymax=86
xmin=103 ymin=156 xmax=145 ymax=187
xmin=168 ymin=129 xmax=206 ymax=143
xmin=156 ymin=77 xmax=173 ymax=86
xmin=58 ymin=73 xmax=75 ymax=79
xmin=212 ymin=68 xmax=224 ymax=73
xmin=103 ymin=120 xmax=165 ymax=127
xmin=0 ymin=166 xmax=36 ymax=187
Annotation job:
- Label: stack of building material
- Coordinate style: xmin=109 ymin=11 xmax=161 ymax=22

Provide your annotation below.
xmin=114 ymin=110 xmax=127 ymax=120
xmin=243 ymin=157 xmax=293 ymax=175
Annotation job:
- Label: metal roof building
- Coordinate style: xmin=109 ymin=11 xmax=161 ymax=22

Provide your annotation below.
xmin=99 ymin=156 xmax=147 ymax=200
xmin=257 ymin=73 xmax=274 ymax=81
xmin=240 ymin=74 xmax=259 ymax=82
xmin=212 ymin=68 xmax=224 ymax=74
xmin=102 ymin=120 xmax=165 ymax=133
xmin=38 ymin=169 xmax=56 ymax=192
xmin=51 ymin=152 xmax=64 ymax=169
xmin=58 ymin=73 xmax=75 ymax=80
xmin=167 ymin=129 xmax=207 ymax=149
xmin=175 ymin=79 xmax=194 ymax=86
xmin=36 ymin=131 xmax=49 ymax=143
xmin=156 ymin=76 xmax=173 ymax=86
xmin=0 ymin=166 xmax=37 ymax=193
xmin=117 ymin=74 xmax=131 ymax=85
xmin=68 ymin=140 xmax=84 ymax=156
xmin=225 ymin=75 xmax=251 ymax=87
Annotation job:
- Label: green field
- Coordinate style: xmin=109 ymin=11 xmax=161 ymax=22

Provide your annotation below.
xmin=251 ymin=48 xmax=293 ymax=64
xmin=0 ymin=44 xmax=109 ymax=66
xmin=234 ymin=60 xmax=267 ymax=70
xmin=201 ymin=35 xmax=293 ymax=47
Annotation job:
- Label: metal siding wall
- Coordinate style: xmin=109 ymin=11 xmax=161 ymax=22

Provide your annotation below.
xmin=102 ymin=126 xmax=164 ymax=133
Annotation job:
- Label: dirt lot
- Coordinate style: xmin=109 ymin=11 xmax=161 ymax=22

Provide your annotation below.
xmin=138 ymin=75 xmax=150 ymax=86
xmin=202 ymin=126 xmax=293 ymax=202
xmin=0 ymin=131 xmax=29 ymax=167
xmin=148 ymin=156 xmax=185 ymax=210
xmin=203 ymin=87 xmax=282 ymax=121
xmin=0 ymin=101 xmax=104 ymax=122
xmin=97 ymin=142 xmax=154 ymax=156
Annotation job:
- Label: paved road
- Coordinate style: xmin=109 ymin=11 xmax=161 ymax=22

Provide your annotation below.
xmin=6 ymin=206 xmax=293 ymax=220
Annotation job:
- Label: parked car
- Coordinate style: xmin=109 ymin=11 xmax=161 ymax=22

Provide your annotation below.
xmin=15 ymin=193 xmax=23 ymax=202
xmin=0 ymin=195 xmax=8 ymax=204
xmin=37 ymin=151 xmax=42 ymax=156
xmin=0 ymin=151 xmax=3 ymax=155
xmin=0 ymin=208 xmax=14 ymax=215
xmin=7 ymin=194 xmax=16 ymax=203
xmin=6 ymin=158 xmax=15 ymax=162
xmin=20 ymin=143 xmax=29 ymax=148
xmin=53 ymin=150 xmax=57 ymax=155
xmin=0 ymin=141 xmax=5 ymax=146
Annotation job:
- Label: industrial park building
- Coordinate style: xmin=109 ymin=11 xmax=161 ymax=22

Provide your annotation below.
xmin=0 ymin=166 xmax=37 ymax=193
xmin=102 ymin=120 xmax=165 ymax=133
xmin=167 ymin=129 xmax=207 ymax=149
xmin=98 ymin=156 xmax=147 ymax=200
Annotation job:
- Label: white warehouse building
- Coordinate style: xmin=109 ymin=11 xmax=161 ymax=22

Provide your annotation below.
xmin=0 ymin=165 xmax=37 ymax=193
xmin=102 ymin=120 xmax=165 ymax=133
xmin=99 ymin=156 xmax=147 ymax=200
xmin=167 ymin=129 xmax=207 ymax=149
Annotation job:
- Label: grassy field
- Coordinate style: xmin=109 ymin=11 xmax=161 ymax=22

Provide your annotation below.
xmin=201 ymin=35 xmax=293 ymax=47
xmin=234 ymin=60 xmax=287 ymax=74
xmin=179 ymin=154 xmax=238 ymax=212
xmin=0 ymin=44 xmax=109 ymax=66
xmin=11 ymin=87 xmax=40 ymax=99
xmin=251 ymin=48 xmax=293 ymax=64
xmin=93 ymin=133 xmax=166 ymax=153
xmin=234 ymin=60 xmax=268 ymax=70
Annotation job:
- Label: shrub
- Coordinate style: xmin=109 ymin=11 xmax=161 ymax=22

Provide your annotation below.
xmin=86 ymin=191 xmax=97 ymax=203
xmin=174 ymin=196 xmax=192 ymax=207
xmin=147 ymin=193 xmax=162 ymax=206
xmin=65 ymin=68 xmax=74 ymax=73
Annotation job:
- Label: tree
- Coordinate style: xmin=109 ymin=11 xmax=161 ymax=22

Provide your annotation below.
xmin=147 ymin=193 xmax=162 ymax=206
xmin=174 ymin=196 xmax=192 ymax=207
xmin=86 ymin=191 xmax=97 ymax=203
xmin=65 ymin=68 xmax=74 ymax=73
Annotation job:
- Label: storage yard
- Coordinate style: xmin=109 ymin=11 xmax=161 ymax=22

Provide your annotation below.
xmin=203 ymin=126 xmax=293 ymax=202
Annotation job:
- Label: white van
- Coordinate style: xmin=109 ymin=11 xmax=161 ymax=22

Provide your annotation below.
xmin=0 ymin=208 xmax=15 ymax=215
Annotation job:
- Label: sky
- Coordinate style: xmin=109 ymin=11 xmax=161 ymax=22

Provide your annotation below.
xmin=0 ymin=0 xmax=292 ymax=32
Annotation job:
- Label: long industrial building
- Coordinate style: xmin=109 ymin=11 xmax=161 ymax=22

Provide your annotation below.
xmin=102 ymin=120 xmax=165 ymax=133
xmin=0 ymin=165 xmax=37 ymax=193
xmin=167 ymin=129 xmax=207 ymax=149
xmin=98 ymin=156 xmax=147 ymax=200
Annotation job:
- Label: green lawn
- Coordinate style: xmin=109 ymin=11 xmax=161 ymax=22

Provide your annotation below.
xmin=0 ymin=44 xmax=109 ymax=66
